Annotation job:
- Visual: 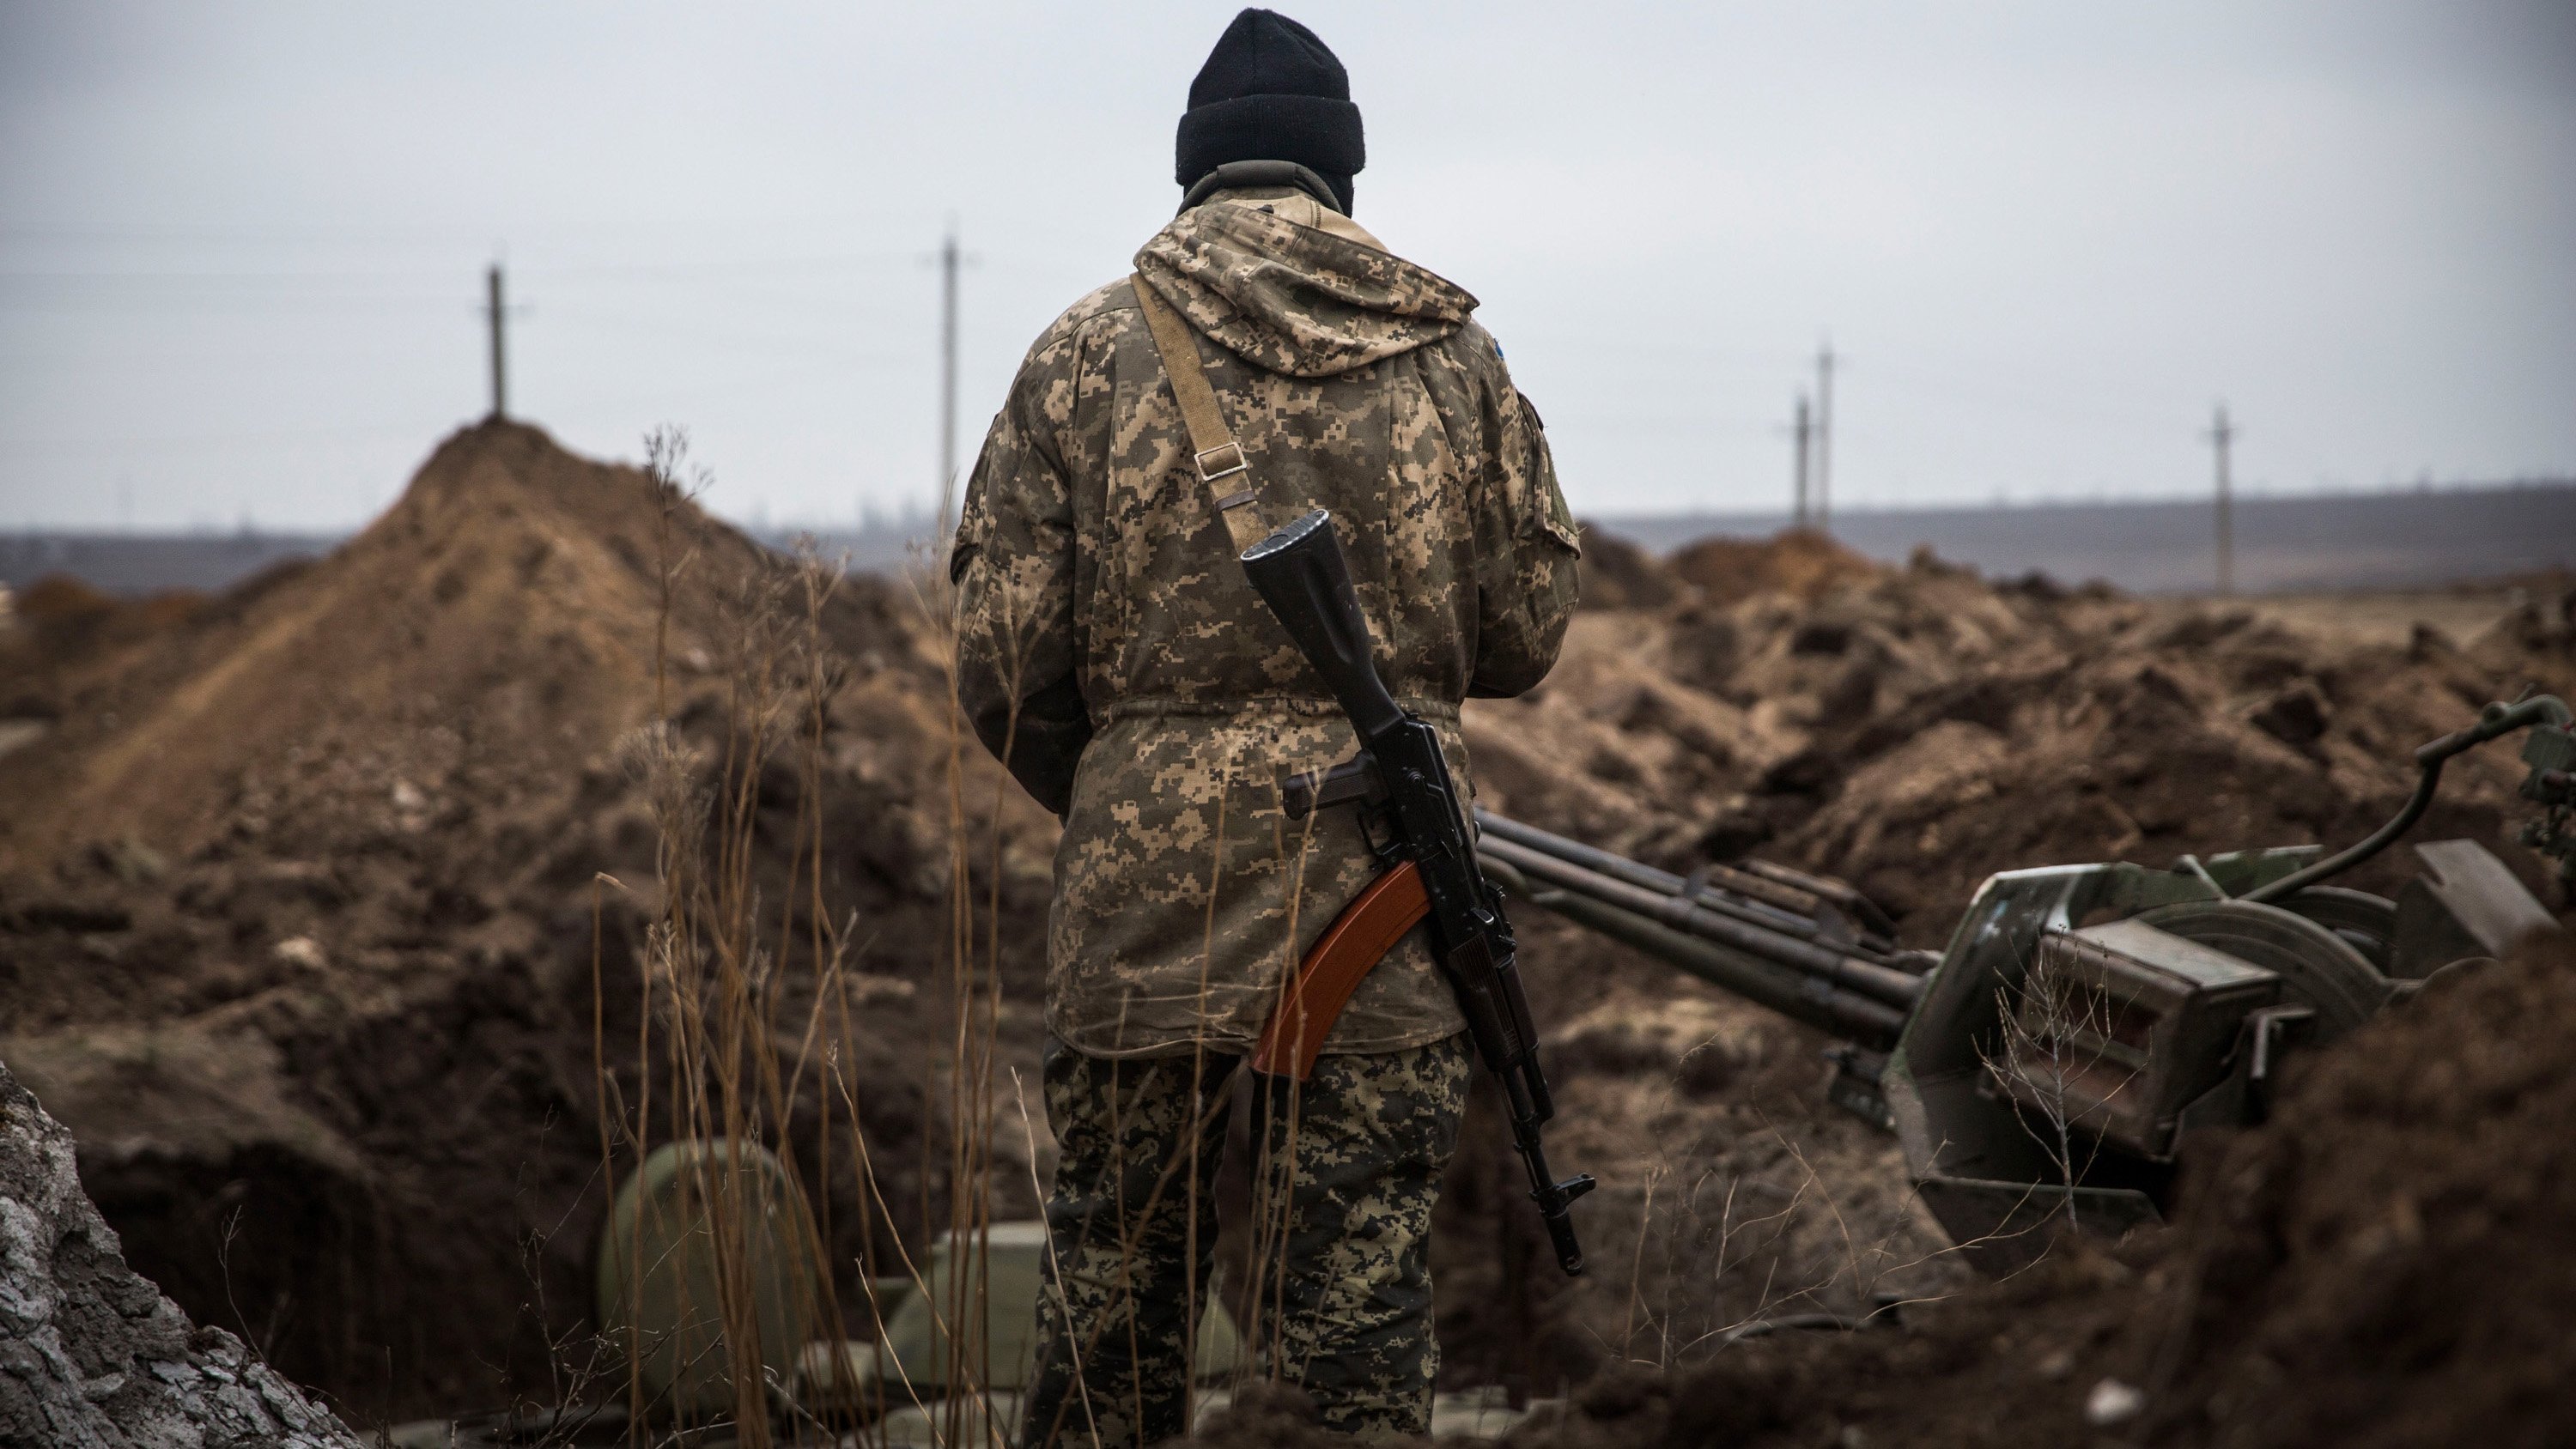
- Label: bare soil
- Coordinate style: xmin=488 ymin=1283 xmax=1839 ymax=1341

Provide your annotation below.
xmin=1395 ymin=926 xmax=2576 ymax=1449
xmin=3 ymin=429 xmax=2572 ymax=1441
xmin=1432 ymin=529 xmax=2575 ymax=1417
xmin=0 ymin=422 xmax=1060 ymax=1425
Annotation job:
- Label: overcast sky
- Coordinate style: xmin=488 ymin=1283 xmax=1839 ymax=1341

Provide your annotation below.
xmin=3 ymin=1 xmax=2571 ymax=533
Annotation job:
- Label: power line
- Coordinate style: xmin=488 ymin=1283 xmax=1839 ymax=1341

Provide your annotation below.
xmin=523 ymin=251 xmax=920 ymax=279
xmin=0 ymin=246 xmax=1012 ymax=286
xmin=1820 ymin=354 xmax=2188 ymax=435
xmin=537 ymin=306 xmax=904 ymax=366
xmin=0 ymin=352 xmax=890 ymax=460
xmin=538 ymin=355 xmax=892 ymax=421
xmin=0 ymin=416 xmax=469 ymax=458
xmin=0 ymin=290 xmax=462 ymax=315
xmin=0 ymin=213 xmax=931 ymax=246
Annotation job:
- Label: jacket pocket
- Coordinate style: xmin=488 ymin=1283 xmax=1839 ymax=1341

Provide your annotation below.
xmin=1513 ymin=390 xmax=1583 ymax=557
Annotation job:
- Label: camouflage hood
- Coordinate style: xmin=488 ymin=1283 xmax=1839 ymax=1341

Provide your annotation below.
xmin=1134 ymin=197 xmax=1478 ymax=379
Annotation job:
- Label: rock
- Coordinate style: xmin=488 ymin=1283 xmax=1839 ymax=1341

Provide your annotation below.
xmin=2083 ymin=1376 xmax=2144 ymax=1427
xmin=0 ymin=1056 xmax=362 ymax=1448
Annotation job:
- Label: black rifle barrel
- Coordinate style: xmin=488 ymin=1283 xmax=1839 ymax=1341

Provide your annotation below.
xmin=1475 ymin=835 xmax=1923 ymax=1011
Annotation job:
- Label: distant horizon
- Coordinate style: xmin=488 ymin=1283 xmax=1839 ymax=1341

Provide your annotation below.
xmin=11 ymin=466 xmax=2570 ymax=542
xmin=10 ymin=472 xmax=2569 ymax=601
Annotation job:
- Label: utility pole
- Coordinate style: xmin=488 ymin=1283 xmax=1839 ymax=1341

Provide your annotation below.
xmin=1791 ymin=393 xmax=1812 ymax=530
xmin=935 ymin=226 xmax=961 ymax=535
xmin=2207 ymin=403 xmax=2237 ymax=596
xmin=1814 ymin=340 xmax=1836 ymax=530
xmin=485 ymin=263 xmax=507 ymax=421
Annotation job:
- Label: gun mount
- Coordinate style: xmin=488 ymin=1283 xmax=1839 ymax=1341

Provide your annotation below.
xmin=1485 ymin=694 xmax=2573 ymax=1274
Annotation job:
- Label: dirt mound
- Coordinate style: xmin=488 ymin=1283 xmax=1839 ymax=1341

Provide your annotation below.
xmin=2125 ymin=924 xmax=2576 ymax=1446
xmin=12 ymin=573 xmax=119 ymax=620
xmin=1572 ymin=524 xmax=1687 ymax=612
xmin=11 ymin=465 xmax=2571 ymax=1439
xmin=0 ymin=421 xmax=1057 ymax=1423
xmin=1193 ymin=929 xmax=2576 ymax=1448
xmin=0 ymin=574 xmax=204 ymax=724
xmin=1464 ymin=545 xmax=2573 ymax=926
xmin=1 ymin=422 xmax=782 ymax=865
xmin=1439 ymin=536 xmax=2572 ymax=1406
xmin=1664 ymin=528 xmax=1880 ymax=607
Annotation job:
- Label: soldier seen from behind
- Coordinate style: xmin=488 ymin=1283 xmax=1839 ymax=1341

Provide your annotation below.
xmin=950 ymin=9 xmax=1581 ymax=1442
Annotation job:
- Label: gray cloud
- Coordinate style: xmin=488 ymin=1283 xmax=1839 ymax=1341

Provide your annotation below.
xmin=3 ymin=0 xmax=2569 ymax=530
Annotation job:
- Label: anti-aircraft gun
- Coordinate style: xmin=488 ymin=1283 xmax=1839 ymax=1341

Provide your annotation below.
xmin=398 ymin=701 xmax=2572 ymax=1445
xmin=1480 ymin=694 xmax=2576 ymax=1273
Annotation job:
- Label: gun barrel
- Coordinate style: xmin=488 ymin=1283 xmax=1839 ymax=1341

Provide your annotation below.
xmin=1475 ymin=809 xmax=1858 ymax=933
xmin=1475 ymin=809 xmax=1826 ymax=936
xmin=1478 ymin=836 xmax=1922 ymax=1009
xmin=1482 ymin=852 xmax=1911 ymax=1046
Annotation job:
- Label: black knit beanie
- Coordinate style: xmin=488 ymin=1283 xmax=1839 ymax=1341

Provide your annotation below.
xmin=1176 ymin=9 xmax=1364 ymax=215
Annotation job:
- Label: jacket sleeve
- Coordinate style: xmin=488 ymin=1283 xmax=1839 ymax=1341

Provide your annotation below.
xmin=949 ymin=329 xmax=1091 ymax=815
xmin=1467 ymin=366 xmax=1583 ymax=699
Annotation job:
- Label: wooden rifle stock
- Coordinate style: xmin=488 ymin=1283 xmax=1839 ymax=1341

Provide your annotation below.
xmin=1251 ymin=861 xmax=1431 ymax=1079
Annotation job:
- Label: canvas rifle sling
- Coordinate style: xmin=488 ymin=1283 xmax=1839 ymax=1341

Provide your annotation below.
xmin=1132 ymin=271 xmax=1434 ymax=1078
xmin=1131 ymin=273 xmax=1272 ymax=554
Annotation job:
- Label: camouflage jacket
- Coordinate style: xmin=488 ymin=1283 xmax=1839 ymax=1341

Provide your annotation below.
xmin=951 ymin=185 xmax=1580 ymax=1058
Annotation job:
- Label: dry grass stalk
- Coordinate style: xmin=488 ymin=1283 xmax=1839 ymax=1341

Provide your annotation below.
xmin=588 ymin=435 xmax=1413 ymax=1446
xmin=1980 ymin=944 xmax=2142 ymax=1238
xmin=590 ymin=433 xmax=916 ymax=1446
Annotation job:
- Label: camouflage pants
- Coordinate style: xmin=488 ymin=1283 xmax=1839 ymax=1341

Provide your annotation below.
xmin=1018 ymin=1034 xmax=1471 ymax=1447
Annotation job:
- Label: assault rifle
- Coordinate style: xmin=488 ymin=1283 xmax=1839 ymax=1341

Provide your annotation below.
xmin=1239 ymin=508 xmax=1595 ymax=1276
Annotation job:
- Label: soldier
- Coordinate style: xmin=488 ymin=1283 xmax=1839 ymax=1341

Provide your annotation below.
xmin=950 ymin=9 xmax=1580 ymax=1443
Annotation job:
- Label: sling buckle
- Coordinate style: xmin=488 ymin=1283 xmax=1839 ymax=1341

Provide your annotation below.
xmin=1194 ymin=441 xmax=1248 ymax=484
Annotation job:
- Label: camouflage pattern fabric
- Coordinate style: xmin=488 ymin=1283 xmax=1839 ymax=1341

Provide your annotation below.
xmin=1020 ymin=1042 xmax=1233 ymax=1449
xmin=1241 ymin=1034 xmax=1473 ymax=1435
xmin=951 ymin=188 xmax=1581 ymax=1059
xmin=1019 ymin=1034 xmax=1472 ymax=1447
